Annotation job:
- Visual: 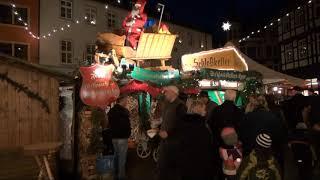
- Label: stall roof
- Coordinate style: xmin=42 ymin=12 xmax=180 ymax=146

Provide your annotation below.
xmin=224 ymin=43 xmax=305 ymax=87
xmin=0 ymin=54 xmax=74 ymax=82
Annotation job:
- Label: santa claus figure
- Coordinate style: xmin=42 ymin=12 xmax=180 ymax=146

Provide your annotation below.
xmin=122 ymin=0 xmax=147 ymax=50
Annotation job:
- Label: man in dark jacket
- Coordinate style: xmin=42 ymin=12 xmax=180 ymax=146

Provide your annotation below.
xmin=180 ymin=99 xmax=217 ymax=180
xmin=208 ymin=90 xmax=243 ymax=137
xmin=108 ymin=95 xmax=131 ymax=180
xmin=157 ymin=86 xmax=187 ymax=180
xmin=282 ymin=86 xmax=306 ymax=130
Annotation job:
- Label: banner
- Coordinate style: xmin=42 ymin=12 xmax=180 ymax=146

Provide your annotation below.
xmin=130 ymin=67 xmax=180 ymax=86
xmin=80 ymin=64 xmax=120 ymax=108
xmin=181 ymin=47 xmax=248 ymax=72
xmin=200 ymin=69 xmax=262 ymax=82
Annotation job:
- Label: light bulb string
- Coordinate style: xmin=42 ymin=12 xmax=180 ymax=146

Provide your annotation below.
xmin=238 ymin=0 xmax=314 ymax=43
xmin=10 ymin=3 xmax=109 ymax=40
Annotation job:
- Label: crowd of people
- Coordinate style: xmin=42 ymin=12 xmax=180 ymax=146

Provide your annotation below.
xmin=105 ymin=85 xmax=320 ymax=180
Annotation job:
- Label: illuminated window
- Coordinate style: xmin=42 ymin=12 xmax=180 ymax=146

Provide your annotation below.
xmin=85 ymin=6 xmax=96 ymax=25
xmin=0 ymin=42 xmax=28 ymax=60
xmin=285 ymin=44 xmax=293 ymax=63
xmin=60 ymin=0 xmax=72 ymax=19
xmin=0 ymin=4 xmax=28 ymax=26
xmin=298 ymin=39 xmax=307 ymax=59
xmin=61 ymin=40 xmax=73 ymax=64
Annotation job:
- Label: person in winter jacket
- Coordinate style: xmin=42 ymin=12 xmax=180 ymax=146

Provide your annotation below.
xmin=219 ymin=127 xmax=242 ymax=180
xmin=239 ymin=95 xmax=287 ymax=156
xmin=208 ymin=90 xmax=244 ymax=141
xmin=108 ymin=95 xmax=131 ymax=180
xmin=179 ymin=99 xmax=217 ymax=180
xmin=157 ymin=86 xmax=187 ymax=180
xmin=237 ymin=133 xmax=282 ymax=180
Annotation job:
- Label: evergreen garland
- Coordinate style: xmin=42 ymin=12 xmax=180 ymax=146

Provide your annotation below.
xmin=0 ymin=72 xmax=50 ymax=113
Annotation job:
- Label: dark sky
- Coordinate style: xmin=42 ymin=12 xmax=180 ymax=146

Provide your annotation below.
xmin=150 ymin=0 xmax=288 ymax=43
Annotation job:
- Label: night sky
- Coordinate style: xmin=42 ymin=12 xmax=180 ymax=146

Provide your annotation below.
xmin=149 ymin=0 xmax=288 ymax=44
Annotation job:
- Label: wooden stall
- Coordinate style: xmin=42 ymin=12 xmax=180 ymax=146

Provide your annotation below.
xmin=0 ymin=55 xmax=73 ymax=179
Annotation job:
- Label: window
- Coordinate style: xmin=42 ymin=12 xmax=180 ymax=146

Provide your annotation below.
xmin=283 ymin=17 xmax=290 ymax=32
xmin=0 ymin=42 xmax=28 ymax=60
xmin=107 ymin=11 xmax=116 ymax=28
xmin=60 ymin=0 xmax=72 ymax=19
xmin=285 ymin=44 xmax=293 ymax=63
xmin=0 ymin=4 xmax=28 ymax=26
xmin=61 ymin=40 xmax=73 ymax=64
xmin=298 ymin=39 xmax=307 ymax=59
xmin=86 ymin=44 xmax=95 ymax=64
xmin=295 ymin=10 xmax=305 ymax=26
xmin=85 ymin=6 xmax=97 ymax=25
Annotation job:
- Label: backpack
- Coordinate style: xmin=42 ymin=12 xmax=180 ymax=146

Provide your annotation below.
xmin=248 ymin=165 xmax=279 ymax=180
xmin=238 ymin=151 xmax=281 ymax=180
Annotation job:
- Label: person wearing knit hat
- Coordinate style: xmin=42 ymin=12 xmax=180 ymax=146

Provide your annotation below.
xmin=219 ymin=127 xmax=242 ymax=179
xmin=237 ymin=133 xmax=281 ymax=180
xmin=256 ymin=133 xmax=272 ymax=149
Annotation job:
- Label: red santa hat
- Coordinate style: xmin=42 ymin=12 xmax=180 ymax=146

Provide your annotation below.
xmin=135 ymin=0 xmax=147 ymax=13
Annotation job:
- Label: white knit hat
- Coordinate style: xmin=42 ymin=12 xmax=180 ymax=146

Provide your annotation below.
xmin=256 ymin=133 xmax=272 ymax=148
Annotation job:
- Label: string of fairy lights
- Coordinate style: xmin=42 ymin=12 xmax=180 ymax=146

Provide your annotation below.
xmin=12 ymin=0 xmax=315 ymax=42
xmin=10 ymin=1 xmax=115 ymax=40
xmin=238 ymin=0 xmax=315 ymax=43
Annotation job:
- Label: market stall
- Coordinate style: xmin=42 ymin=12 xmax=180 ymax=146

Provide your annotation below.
xmin=0 ymin=54 xmax=75 ymax=179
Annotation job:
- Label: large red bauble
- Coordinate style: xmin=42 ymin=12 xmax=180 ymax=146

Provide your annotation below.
xmin=80 ymin=64 xmax=119 ymax=108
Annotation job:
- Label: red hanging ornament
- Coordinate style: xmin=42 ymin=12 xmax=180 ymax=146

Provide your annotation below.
xmin=80 ymin=64 xmax=120 ymax=108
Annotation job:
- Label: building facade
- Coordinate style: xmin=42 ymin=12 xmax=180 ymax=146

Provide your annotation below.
xmin=39 ymin=0 xmax=212 ymax=72
xmin=229 ymin=22 xmax=281 ymax=71
xmin=278 ymin=0 xmax=320 ymax=79
xmin=239 ymin=27 xmax=281 ymax=71
xmin=0 ymin=0 xmax=39 ymax=63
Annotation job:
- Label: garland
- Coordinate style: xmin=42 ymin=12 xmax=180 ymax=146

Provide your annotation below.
xmin=0 ymin=72 xmax=50 ymax=113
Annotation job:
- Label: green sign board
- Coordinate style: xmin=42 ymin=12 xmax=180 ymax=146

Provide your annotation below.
xmin=200 ymin=69 xmax=262 ymax=82
xmin=131 ymin=67 xmax=180 ymax=86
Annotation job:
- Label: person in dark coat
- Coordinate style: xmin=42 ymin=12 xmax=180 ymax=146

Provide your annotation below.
xmin=282 ymin=86 xmax=306 ymax=130
xmin=108 ymin=95 xmax=131 ymax=180
xmin=208 ymin=90 xmax=244 ymax=138
xmin=208 ymin=90 xmax=244 ymax=179
xmin=157 ymin=86 xmax=187 ymax=180
xmin=239 ymin=95 xmax=287 ymax=156
xmin=180 ymin=99 xmax=217 ymax=180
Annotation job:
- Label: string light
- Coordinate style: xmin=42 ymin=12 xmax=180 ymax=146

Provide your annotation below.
xmin=10 ymin=2 xmax=110 ymax=40
xmin=239 ymin=0 xmax=314 ymax=43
